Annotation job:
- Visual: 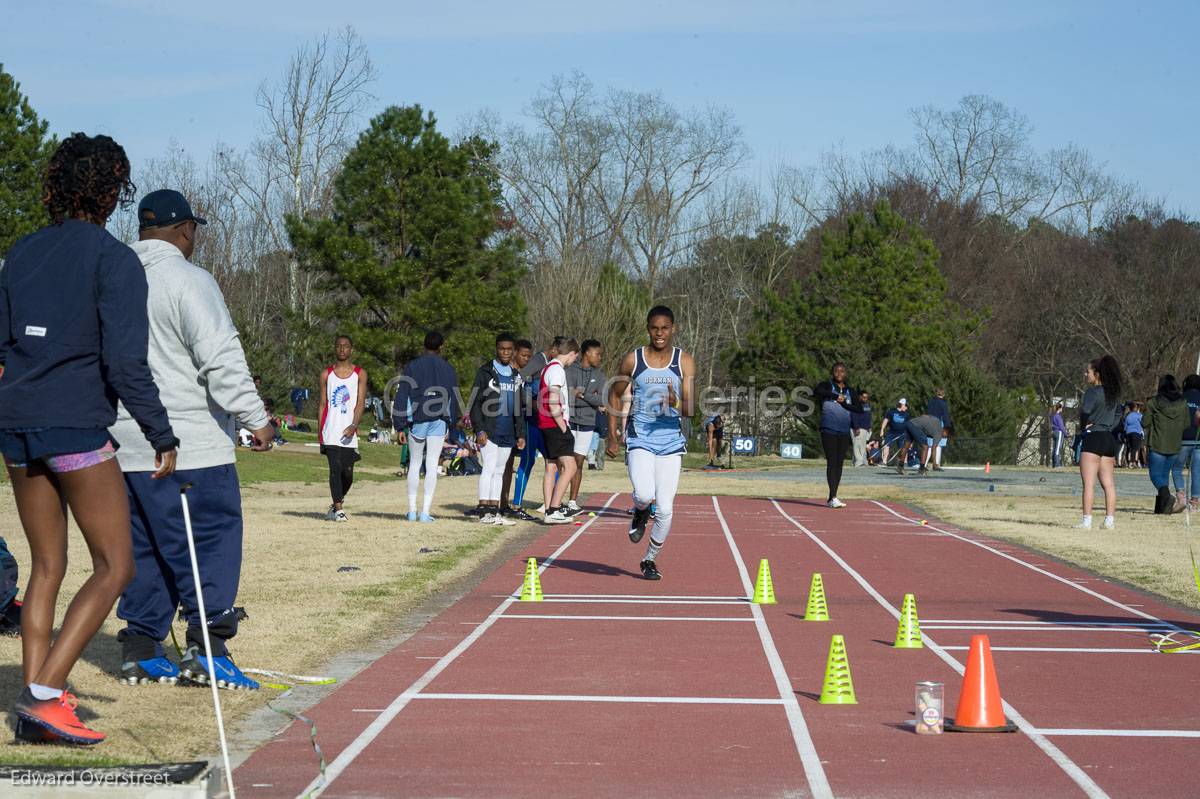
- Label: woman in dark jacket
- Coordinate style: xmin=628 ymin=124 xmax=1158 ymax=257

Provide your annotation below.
xmin=814 ymin=362 xmax=863 ymax=509
xmin=0 ymin=134 xmax=178 ymax=744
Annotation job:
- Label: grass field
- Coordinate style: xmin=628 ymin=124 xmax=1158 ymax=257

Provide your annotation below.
xmin=1 ymin=443 xmax=1197 ymax=769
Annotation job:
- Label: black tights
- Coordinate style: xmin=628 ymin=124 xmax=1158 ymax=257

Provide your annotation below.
xmin=821 ymin=432 xmax=851 ymax=501
xmin=325 ymin=446 xmax=357 ymax=504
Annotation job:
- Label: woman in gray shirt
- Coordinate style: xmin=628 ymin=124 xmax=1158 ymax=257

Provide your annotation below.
xmin=1077 ymin=355 xmax=1123 ymax=530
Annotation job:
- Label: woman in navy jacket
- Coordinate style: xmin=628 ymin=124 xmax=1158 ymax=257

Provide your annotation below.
xmin=0 ymin=134 xmax=178 ymax=744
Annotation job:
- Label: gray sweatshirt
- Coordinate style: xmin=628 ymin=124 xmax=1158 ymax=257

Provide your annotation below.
xmin=109 ymin=240 xmax=269 ymax=471
xmin=567 ymin=363 xmax=606 ymax=429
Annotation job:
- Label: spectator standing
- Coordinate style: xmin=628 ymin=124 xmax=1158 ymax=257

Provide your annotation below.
xmin=1181 ymin=374 xmax=1200 ymax=512
xmin=1122 ymin=403 xmax=1145 ymax=468
xmin=879 ymin=398 xmax=909 ymax=466
xmin=566 ymin=340 xmax=605 ymax=514
xmin=850 ymin=390 xmax=873 ymax=467
xmin=1144 ymin=375 xmax=1188 ymax=514
xmin=0 ymin=134 xmax=179 ymax=744
xmin=393 ymin=331 xmax=460 ymax=522
xmin=1076 ymin=356 xmax=1123 ymax=530
xmin=1050 ymin=403 xmax=1067 ymax=468
xmin=111 ymin=188 xmax=272 ymax=691
xmin=467 ymin=334 xmax=525 ymax=525
xmin=926 ymin=388 xmax=952 ymax=470
xmin=814 ymin=363 xmax=864 ymax=508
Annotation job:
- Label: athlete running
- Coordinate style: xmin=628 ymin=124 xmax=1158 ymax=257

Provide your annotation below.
xmin=319 ymin=335 xmax=366 ymax=522
xmin=607 ymin=306 xmax=696 ymax=581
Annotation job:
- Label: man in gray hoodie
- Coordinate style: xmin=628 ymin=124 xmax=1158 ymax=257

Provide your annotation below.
xmin=109 ymin=190 xmax=272 ymax=690
xmin=565 ymin=339 xmax=605 ymax=514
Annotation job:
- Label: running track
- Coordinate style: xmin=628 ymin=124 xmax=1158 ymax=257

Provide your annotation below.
xmin=235 ymin=495 xmax=1200 ymax=798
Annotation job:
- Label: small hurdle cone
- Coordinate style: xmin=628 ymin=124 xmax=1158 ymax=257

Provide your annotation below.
xmin=893 ymin=593 xmax=923 ymax=648
xmin=946 ymin=634 xmax=1017 ymax=732
xmin=984 ymin=461 xmax=991 ymax=474
xmin=818 ymin=635 xmax=857 ymax=704
xmin=803 ymin=573 xmax=829 ymax=621
xmin=752 ymin=559 xmax=776 ymax=604
xmin=519 ymin=557 xmax=543 ymax=602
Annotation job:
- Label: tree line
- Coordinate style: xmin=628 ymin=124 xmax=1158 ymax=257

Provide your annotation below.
xmin=2 ymin=30 xmax=1196 ymax=462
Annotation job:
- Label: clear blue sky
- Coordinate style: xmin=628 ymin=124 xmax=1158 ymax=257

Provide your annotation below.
xmin=4 ymin=0 xmax=1197 ymax=215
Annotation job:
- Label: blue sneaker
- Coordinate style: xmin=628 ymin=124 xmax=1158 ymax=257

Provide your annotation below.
xmin=179 ymin=646 xmax=259 ymax=690
xmin=119 ymin=656 xmax=180 ymax=686
xmin=406 ymin=511 xmax=418 ymax=522
xmin=418 ymin=513 xmax=436 ymax=523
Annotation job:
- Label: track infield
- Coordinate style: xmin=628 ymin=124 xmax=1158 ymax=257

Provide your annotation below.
xmin=234 ymin=493 xmax=1200 ymax=799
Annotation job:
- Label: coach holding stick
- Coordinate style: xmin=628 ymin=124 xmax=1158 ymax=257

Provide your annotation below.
xmin=110 ymin=190 xmax=273 ymax=690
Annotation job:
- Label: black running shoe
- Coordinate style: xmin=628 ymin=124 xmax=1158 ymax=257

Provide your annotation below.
xmin=640 ymin=559 xmax=662 ymax=581
xmin=629 ymin=505 xmax=653 ymax=543
xmin=464 ymin=505 xmax=485 ymax=517
xmin=503 ymin=507 xmax=537 ymax=522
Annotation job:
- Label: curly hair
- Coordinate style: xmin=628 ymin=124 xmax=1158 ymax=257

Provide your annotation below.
xmin=42 ymin=133 xmax=136 ymax=225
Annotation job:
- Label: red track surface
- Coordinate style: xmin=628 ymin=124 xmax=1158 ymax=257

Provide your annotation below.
xmin=235 ymin=494 xmax=1200 ymax=798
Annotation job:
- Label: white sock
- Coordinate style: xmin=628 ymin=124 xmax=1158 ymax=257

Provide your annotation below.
xmin=1080 ymin=515 xmax=1092 ymax=528
xmin=30 ymin=683 xmax=63 ymax=700
xmin=645 ymin=537 xmax=664 ymax=562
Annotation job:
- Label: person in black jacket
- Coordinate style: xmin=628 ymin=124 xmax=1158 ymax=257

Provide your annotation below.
xmin=813 ymin=363 xmax=863 ymax=508
xmin=468 ymin=334 xmax=527 ymax=525
xmin=0 ymin=134 xmax=178 ymax=745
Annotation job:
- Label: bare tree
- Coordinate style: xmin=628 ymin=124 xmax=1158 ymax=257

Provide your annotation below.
xmin=218 ymin=26 xmax=376 ymax=314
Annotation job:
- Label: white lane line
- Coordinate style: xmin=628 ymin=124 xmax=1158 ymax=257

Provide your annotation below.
xmin=352 ymin=694 xmax=783 ymax=706
xmin=713 ymin=496 xmax=833 ymax=799
xmin=298 ymin=493 xmax=620 ymax=799
xmin=942 ymin=646 xmax=1189 ymax=654
xmin=538 ymin=593 xmax=748 ymax=600
xmin=924 ymin=626 xmax=1166 ymax=633
xmin=414 ymin=693 xmax=783 ymax=705
xmin=770 ymin=499 xmax=1109 ymax=799
xmin=515 ymin=598 xmax=749 ymax=605
xmin=922 ymin=619 xmax=1168 ymax=627
xmin=870 ymin=500 xmax=1194 ymax=635
xmin=498 ymin=614 xmax=754 ymax=622
xmin=1034 ymin=729 xmax=1200 ymax=738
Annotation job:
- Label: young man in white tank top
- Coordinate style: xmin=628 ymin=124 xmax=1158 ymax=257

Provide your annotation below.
xmin=319 ymin=335 xmax=367 ymax=521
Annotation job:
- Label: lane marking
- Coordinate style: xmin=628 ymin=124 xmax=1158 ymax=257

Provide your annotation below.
xmin=713 ymin=496 xmax=833 ymax=799
xmin=924 ymin=625 xmax=1167 ymax=633
xmin=1034 ymin=729 xmax=1200 ymax=738
xmin=869 ymin=500 xmax=1193 ymax=635
xmin=942 ymin=646 xmax=1193 ymax=654
xmin=351 ymin=694 xmax=783 ymax=706
xmin=511 ymin=598 xmax=749 ymax=605
xmin=537 ymin=593 xmax=748 ymax=600
xmin=298 ymin=493 xmax=620 ymax=798
xmin=498 ymin=614 xmax=754 ymax=622
xmin=769 ymin=498 xmax=1109 ymax=799
xmin=923 ymin=619 xmax=1168 ymax=627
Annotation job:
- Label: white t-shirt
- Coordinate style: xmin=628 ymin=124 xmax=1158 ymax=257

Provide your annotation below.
xmin=538 ymin=360 xmax=570 ymax=428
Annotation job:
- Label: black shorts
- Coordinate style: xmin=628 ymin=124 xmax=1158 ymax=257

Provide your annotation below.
xmin=1125 ymin=433 xmax=1144 ymax=450
xmin=542 ymin=426 xmax=575 ymax=460
xmin=1081 ymin=430 xmax=1118 ymax=458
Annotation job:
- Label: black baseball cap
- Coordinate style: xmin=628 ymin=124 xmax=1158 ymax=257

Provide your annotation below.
xmin=138 ymin=189 xmax=207 ymax=230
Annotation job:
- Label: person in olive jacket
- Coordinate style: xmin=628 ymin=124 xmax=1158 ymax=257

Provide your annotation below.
xmin=1144 ymin=374 xmax=1189 ymax=514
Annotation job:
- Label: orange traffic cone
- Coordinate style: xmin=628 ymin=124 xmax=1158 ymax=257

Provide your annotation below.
xmin=946 ymin=634 xmax=1017 ymax=732
xmin=984 ymin=462 xmax=991 ymax=474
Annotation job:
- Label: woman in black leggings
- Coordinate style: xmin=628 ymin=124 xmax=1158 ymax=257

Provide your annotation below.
xmin=814 ymin=363 xmax=863 ymax=508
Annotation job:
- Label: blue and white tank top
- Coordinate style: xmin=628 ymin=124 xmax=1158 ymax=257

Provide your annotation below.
xmin=625 ymin=347 xmax=686 ymax=456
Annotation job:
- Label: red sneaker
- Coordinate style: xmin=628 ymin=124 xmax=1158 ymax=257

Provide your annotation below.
xmin=14 ymin=688 xmax=105 ymax=745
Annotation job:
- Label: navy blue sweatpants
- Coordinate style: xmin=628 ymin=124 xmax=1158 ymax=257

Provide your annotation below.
xmin=117 ymin=465 xmax=243 ymax=659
